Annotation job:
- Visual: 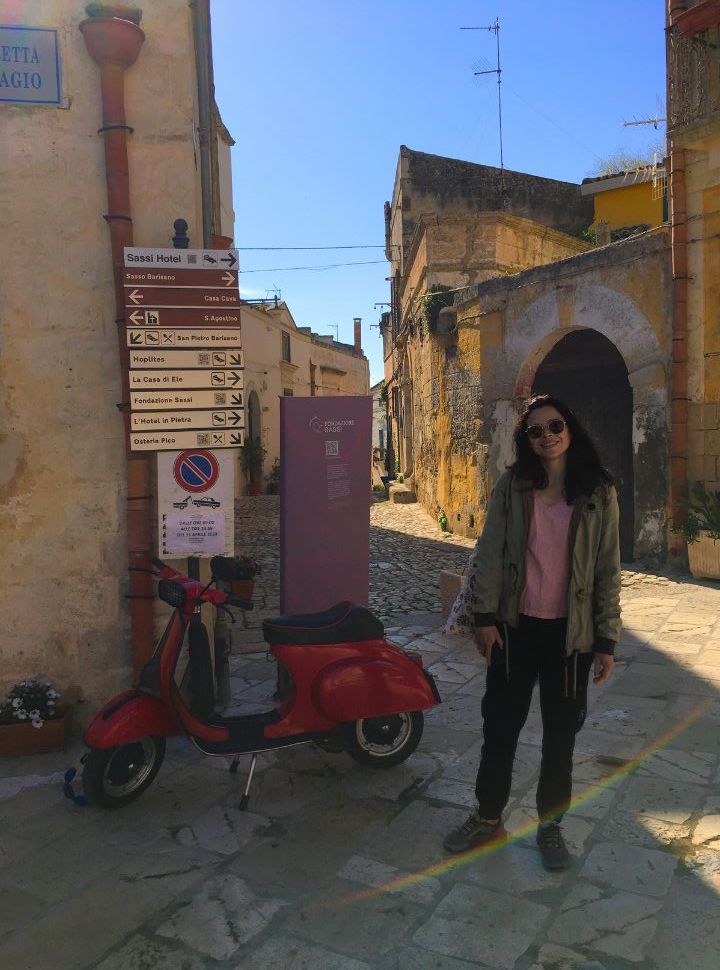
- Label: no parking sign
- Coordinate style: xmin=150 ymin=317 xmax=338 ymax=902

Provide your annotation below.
xmin=158 ymin=450 xmax=235 ymax=557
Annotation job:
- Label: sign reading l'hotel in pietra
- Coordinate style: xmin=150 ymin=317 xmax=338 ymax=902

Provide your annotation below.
xmin=0 ymin=25 xmax=61 ymax=105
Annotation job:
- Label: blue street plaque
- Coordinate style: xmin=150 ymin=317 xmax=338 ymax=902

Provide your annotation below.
xmin=0 ymin=25 xmax=61 ymax=105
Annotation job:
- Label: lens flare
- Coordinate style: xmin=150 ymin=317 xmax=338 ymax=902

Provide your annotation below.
xmin=331 ymin=697 xmax=712 ymax=907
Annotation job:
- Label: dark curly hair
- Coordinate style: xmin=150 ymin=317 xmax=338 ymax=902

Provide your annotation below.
xmin=510 ymin=393 xmax=614 ymax=502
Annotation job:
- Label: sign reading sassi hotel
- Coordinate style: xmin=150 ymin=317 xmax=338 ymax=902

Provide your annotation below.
xmin=0 ymin=26 xmax=61 ymax=105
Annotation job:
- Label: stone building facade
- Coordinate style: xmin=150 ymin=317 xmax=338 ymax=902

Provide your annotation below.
xmin=0 ymin=2 xmax=233 ymax=710
xmin=382 ymin=145 xmax=673 ymax=562
xmin=666 ymin=0 xmax=720 ymax=541
xmin=241 ymin=302 xmax=369 ymax=491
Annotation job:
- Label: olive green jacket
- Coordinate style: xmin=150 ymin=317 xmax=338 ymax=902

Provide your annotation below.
xmin=471 ymin=471 xmax=622 ymax=655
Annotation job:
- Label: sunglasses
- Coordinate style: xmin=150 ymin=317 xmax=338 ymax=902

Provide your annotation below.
xmin=526 ymin=418 xmax=566 ymax=440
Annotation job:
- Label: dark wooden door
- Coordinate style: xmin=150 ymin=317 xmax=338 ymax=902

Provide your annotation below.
xmin=533 ymin=330 xmax=634 ymax=561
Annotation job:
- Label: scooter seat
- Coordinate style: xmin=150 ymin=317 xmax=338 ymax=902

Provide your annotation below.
xmin=263 ymin=601 xmax=385 ymax=646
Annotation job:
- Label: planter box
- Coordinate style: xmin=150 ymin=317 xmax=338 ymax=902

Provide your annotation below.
xmin=0 ymin=710 xmax=70 ymax=757
xmin=688 ymin=532 xmax=720 ymax=579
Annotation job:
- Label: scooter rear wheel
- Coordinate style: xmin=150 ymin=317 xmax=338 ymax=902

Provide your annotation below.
xmin=82 ymin=736 xmax=166 ymax=809
xmin=345 ymin=711 xmax=423 ymax=768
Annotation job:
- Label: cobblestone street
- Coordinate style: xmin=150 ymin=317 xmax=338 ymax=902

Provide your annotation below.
xmin=1 ymin=497 xmax=719 ymax=969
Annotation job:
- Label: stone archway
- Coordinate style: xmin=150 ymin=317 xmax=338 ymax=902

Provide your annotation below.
xmin=247 ymin=389 xmax=261 ymax=443
xmin=486 ymin=281 xmax=669 ymax=560
xmin=533 ymin=329 xmax=634 ymax=560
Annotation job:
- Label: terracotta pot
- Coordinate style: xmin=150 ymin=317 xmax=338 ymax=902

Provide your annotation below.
xmin=0 ymin=710 xmax=70 ymax=757
xmin=79 ymin=17 xmax=145 ymax=69
xmin=247 ymin=482 xmax=262 ymax=496
xmin=688 ymin=532 xmax=720 ymax=579
xmin=231 ymin=579 xmax=255 ymax=600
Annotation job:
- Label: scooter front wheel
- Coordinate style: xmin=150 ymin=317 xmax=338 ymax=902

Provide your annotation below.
xmin=82 ymin=736 xmax=166 ymax=809
xmin=345 ymin=711 xmax=423 ymax=768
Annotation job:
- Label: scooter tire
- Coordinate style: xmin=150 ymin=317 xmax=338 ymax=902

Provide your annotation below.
xmin=82 ymin=736 xmax=166 ymax=809
xmin=345 ymin=711 xmax=423 ymax=769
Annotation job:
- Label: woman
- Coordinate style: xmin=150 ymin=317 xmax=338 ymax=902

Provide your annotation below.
xmin=443 ymin=394 xmax=621 ymax=870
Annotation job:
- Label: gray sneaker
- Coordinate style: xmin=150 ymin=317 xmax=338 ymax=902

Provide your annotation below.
xmin=536 ymin=822 xmax=570 ymax=870
xmin=443 ymin=811 xmax=506 ymax=854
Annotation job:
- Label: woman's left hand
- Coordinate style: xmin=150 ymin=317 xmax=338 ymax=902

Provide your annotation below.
xmin=593 ymin=653 xmax=615 ymax=685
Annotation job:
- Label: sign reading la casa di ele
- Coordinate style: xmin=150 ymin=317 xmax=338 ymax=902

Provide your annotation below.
xmin=0 ymin=25 xmax=61 ymax=105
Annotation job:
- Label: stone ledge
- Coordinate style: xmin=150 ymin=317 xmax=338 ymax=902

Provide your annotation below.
xmin=388 ymin=483 xmax=417 ymax=504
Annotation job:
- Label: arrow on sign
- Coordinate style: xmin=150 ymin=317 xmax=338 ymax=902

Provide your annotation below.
xmin=128 ymin=288 xmax=143 ymax=305
xmin=230 ymin=393 xmax=243 ymax=406
xmin=222 ymin=272 xmax=235 ymax=286
xmin=229 ymin=352 xmax=243 ymax=366
xmin=221 ymin=252 xmax=237 ymax=267
xmin=129 ymin=311 xmax=144 ymax=325
xmin=228 ymin=371 xmax=243 ymax=386
xmin=230 ymin=432 xmax=243 ymax=445
xmin=228 ymin=411 xmax=243 ymax=426
xmin=129 ymin=331 xmax=143 ymax=345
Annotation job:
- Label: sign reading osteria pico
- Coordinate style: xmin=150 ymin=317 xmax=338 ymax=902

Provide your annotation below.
xmin=0 ymin=25 xmax=61 ymax=105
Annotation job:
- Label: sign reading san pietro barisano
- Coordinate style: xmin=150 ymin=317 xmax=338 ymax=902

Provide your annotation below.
xmin=0 ymin=25 xmax=61 ymax=105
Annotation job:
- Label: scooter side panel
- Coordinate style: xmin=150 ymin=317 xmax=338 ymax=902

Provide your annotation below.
xmin=84 ymin=691 xmax=183 ymax=749
xmin=312 ymin=656 xmax=437 ymax=722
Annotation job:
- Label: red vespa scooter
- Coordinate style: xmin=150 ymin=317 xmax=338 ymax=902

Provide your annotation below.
xmin=80 ymin=557 xmax=441 ymax=809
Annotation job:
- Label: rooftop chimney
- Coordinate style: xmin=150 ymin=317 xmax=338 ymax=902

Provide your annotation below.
xmin=353 ymin=317 xmax=362 ymax=352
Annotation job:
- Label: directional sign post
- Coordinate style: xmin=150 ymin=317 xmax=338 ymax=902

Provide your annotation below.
xmin=124 ymin=246 xmax=245 ymax=453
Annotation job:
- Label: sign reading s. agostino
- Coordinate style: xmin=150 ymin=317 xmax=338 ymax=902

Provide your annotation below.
xmin=0 ymin=25 xmax=61 ymax=105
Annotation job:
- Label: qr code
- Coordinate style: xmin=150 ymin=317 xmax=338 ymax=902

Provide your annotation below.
xmin=187 ymin=254 xmax=197 ymax=264
xmin=214 ymin=392 xmax=227 ymax=405
xmin=197 ymin=433 xmax=211 ymax=446
xmin=325 ymin=440 xmax=339 ymax=456
xmin=198 ymin=352 xmax=211 ymax=366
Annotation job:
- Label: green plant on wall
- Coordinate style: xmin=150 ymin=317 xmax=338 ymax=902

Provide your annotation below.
xmin=240 ymin=437 xmax=266 ymax=485
xmin=673 ymin=481 xmax=720 ymax=543
xmin=85 ymin=3 xmax=143 ymax=22
xmin=420 ymin=284 xmax=454 ymax=337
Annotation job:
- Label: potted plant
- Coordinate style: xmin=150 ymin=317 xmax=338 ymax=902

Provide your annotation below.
xmin=228 ymin=557 xmax=262 ymax=600
xmin=240 ymin=438 xmax=266 ymax=495
xmin=84 ymin=2 xmax=143 ymax=23
xmin=265 ymin=458 xmax=280 ymax=495
xmin=0 ymin=679 xmax=70 ymax=756
xmin=674 ymin=481 xmax=720 ymax=579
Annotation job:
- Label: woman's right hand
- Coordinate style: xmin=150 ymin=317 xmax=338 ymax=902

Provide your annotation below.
xmin=473 ymin=624 xmax=503 ymax=663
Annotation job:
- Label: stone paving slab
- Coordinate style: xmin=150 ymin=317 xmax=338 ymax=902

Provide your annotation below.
xmin=0 ymin=498 xmax=719 ymax=969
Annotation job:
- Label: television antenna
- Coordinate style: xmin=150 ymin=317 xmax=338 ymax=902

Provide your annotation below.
xmin=461 ymin=18 xmax=504 ymax=173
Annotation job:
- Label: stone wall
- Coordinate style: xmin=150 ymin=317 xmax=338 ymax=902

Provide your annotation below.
xmin=0 ymin=2 xmax=215 ymax=713
xmin=406 ymin=229 xmax=672 ymax=559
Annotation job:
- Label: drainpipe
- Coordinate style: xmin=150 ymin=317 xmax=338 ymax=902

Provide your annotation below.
xmin=667 ymin=0 xmax=690 ymax=541
xmin=80 ymin=14 xmax=154 ymax=675
xmin=191 ymin=0 xmax=214 ymax=247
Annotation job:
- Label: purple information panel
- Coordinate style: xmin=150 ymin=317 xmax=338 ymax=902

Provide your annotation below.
xmin=280 ymin=396 xmax=372 ymax=614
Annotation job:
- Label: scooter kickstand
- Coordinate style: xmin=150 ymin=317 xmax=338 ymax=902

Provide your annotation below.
xmin=238 ymin=753 xmax=257 ymax=811
xmin=228 ymin=756 xmax=240 ymax=774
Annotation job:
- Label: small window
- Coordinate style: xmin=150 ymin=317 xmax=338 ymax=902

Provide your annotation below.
xmin=283 ymin=387 xmax=294 ymax=396
xmin=282 ymin=331 xmax=291 ymax=362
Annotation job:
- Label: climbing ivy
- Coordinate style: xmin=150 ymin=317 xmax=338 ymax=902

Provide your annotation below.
xmin=420 ymin=285 xmax=454 ymax=337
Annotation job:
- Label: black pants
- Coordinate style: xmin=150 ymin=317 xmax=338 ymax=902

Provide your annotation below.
xmin=475 ymin=614 xmax=593 ymax=823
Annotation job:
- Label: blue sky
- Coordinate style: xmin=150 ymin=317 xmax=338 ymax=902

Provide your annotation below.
xmin=211 ymin=0 xmax=666 ymax=384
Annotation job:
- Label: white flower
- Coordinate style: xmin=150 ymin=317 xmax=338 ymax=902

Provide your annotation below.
xmin=11 ymin=697 xmax=22 ymax=708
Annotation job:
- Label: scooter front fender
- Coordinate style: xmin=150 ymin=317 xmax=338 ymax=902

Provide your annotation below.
xmin=84 ymin=690 xmax=182 ymax=749
xmin=313 ymin=657 xmax=437 ymax=723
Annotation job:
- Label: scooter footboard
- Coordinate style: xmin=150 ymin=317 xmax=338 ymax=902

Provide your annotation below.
xmin=84 ymin=690 xmax=182 ymax=749
xmin=313 ymin=657 xmax=437 ymax=723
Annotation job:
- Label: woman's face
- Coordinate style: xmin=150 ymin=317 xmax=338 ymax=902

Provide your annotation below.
xmin=525 ymin=405 xmax=571 ymax=465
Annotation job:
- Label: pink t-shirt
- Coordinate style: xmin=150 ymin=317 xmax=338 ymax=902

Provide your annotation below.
xmin=519 ymin=491 xmax=573 ymax=619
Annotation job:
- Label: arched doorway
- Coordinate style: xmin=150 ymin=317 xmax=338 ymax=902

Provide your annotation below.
xmin=533 ymin=329 xmax=634 ymax=560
